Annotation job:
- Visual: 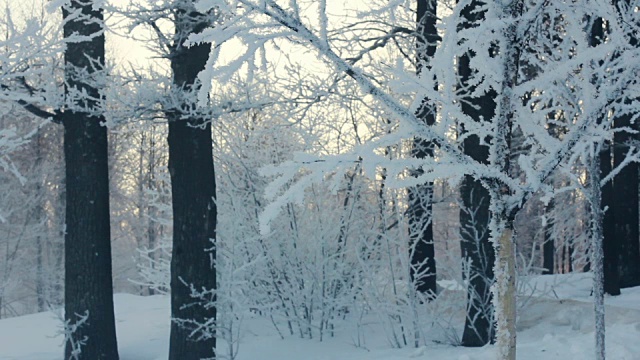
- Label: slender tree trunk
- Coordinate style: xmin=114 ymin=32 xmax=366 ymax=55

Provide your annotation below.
xmin=147 ymin=128 xmax=157 ymax=296
xmin=34 ymin=130 xmax=46 ymax=312
xmin=567 ymin=243 xmax=573 ymax=273
xmin=492 ymin=2 xmax=521 ymax=358
xmin=542 ymin=199 xmax=554 ymax=275
xmin=53 ymin=175 xmax=65 ymax=307
xmin=494 ymin=223 xmax=517 ymax=360
xmin=137 ymin=132 xmax=146 ymax=248
xmin=590 ymin=150 xmax=606 ymax=360
xmin=587 ymin=14 xmax=608 ymax=360
xmin=489 ymin=1 xmax=522 ymax=357
xmin=61 ymin=2 xmax=119 ymax=359
xmin=36 ymin=229 xmax=45 ymax=311
xmin=167 ymin=3 xmax=217 ymax=359
xmin=408 ymin=0 xmax=438 ymax=297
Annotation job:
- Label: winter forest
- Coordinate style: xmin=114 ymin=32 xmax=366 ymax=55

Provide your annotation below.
xmin=1 ymin=0 xmax=639 ymax=359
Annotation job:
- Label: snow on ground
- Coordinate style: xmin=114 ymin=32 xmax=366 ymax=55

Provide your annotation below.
xmin=2 ymin=274 xmax=640 ymax=360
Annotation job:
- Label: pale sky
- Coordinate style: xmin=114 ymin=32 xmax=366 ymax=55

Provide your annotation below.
xmin=104 ymin=0 xmax=162 ymax=70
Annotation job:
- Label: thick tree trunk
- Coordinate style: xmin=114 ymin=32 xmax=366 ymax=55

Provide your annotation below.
xmin=167 ymin=4 xmax=217 ymax=359
xmin=590 ymin=15 xmax=621 ymax=295
xmin=408 ymin=183 xmax=436 ymax=295
xmin=62 ymin=2 xmax=119 ymax=359
xmin=608 ymin=0 xmax=640 ymax=288
xmin=612 ymin=114 xmax=640 ymax=288
xmin=460 ymin=176 xmax=495 ymax=346
xmin=408 ymin=0 xmax=438 ymax=297
xmin=458 ymin=82 xmax=498 ymax=336
xmin=458 ymin=1 xmax=497 ymax=346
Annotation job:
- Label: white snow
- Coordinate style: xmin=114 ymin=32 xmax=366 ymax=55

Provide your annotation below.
xmin=3 ymin=274 xmax=640 ymax=360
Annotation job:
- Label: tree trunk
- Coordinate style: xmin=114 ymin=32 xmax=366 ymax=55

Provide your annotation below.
xmin=61 ymin=1 xmax=119 ymax=359
xmin=491 ymin=2 xmax=521 ymax=357
xmin=167 ymin=3 xmax=217 ymax=359
xmin=590 ymin=15 xmax=621 ymax=296
xmin=567 ymin=243 xmax=573 ymax=273
xmin=612 ymin=113 xmax=640 ymax=288
xmin=458 ymin=0 xmax=497 ymax=346
xmin=590 ymin=150 xmax=607 ymax=360
xmin=494 ymin=224 xmax=516 ymax=360
xmin=542 ymin=199 xmax=554 ymax=275
xmin=588 ymin=15 xmax=608 ymax=360
xmin=147 ymin=128 xmax=157 ymax=296
xmin=53 ymin=173 xmax=65 ymax=308
xmin=34 ymin=130 xmax=46 ymax=312
xmin=408 ymin=0 xmax=438 ymax=297
xmin=460 ymin=176 xmax=495 ymax=346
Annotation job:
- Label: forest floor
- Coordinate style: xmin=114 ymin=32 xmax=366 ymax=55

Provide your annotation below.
xmin=3 ymin=273 xmax=640 ymax=360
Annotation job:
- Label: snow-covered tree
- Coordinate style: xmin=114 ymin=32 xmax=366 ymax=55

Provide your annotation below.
xmin=190 ymin=0 xmax=640 ymax=358
xmin=1 ymin=0 xmax=120 ymax=358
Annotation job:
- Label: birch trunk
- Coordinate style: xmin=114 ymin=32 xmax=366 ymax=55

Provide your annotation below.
xmin=494 ymin=225 xmax=516 ymax=360
xmin=590 ymin=151 xmax=606 ymax=360
xmin=492 ymin=0 xmax=521 ymax=357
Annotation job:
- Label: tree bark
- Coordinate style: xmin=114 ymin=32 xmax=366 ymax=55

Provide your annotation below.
xmin=494 ymin=225 xmax=516 ymax=360
xmin=147 ymin=128 xmax=158 ymax=296
xmin=542 ymin=199 xmax=554 ymax=275
xmin=590 ymin=16 xmax=622 ymax=296
xmin=612 ymin=113 xmax=640 ymax=288
xmin=167 ymin=3 xmax=217 ymax=359
xmin=62 ymin=2 xmax=119 ymax=359
xmin=34 ymin=129 xmax=46 ymax=312
xmin=590 ymin=150 xmax=607 ymax=360
xmin=408 ymin=0 xmax=438 ymax=297
xmin=458 ymin=0 xmax=497 ymax=347
xmin=460 ymin=176 xmax=495 ymax=346
xmin=490 ymin=1 xmax=521 ymax=357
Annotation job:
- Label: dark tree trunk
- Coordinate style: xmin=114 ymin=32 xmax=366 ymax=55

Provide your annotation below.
xmin=458 ymin=1 xmax=497 ymax=347
xmin=408 ymin=0 xmax=438 ymax=297
xmin=167 ymin=4 xmax=217 ymax=360
xmin=613 ymin=114 xmax=640 ymax=288
xmin=460 ymin=175 xmax=495 ymax=346
xmin=583 ymin=248 xmax=591 ymax=273
xmin=567 ymin=243 xmax=573 ymax=273
xmin=584 ymin=196 xmax=592 ymax=272
xmin=62 ymin=2 xmax=119 ymax=359
xmin=542 ymin=199 xmax=554 ymax=275
xmin=610 ymin=0 xmax=640 ymax=290
xmin=589 ymin=16 xmax=621 ymax=296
